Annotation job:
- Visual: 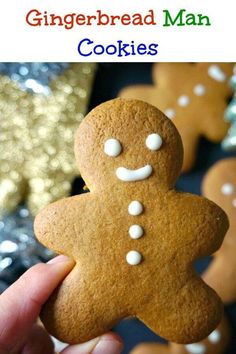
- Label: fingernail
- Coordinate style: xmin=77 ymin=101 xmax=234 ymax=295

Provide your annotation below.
xmin=92 ymin=336 xmax=123 ymax=354
xmin=47 ymin=255 xmax=72 ymax=265
xmin=73 ymin=337 xmax=100 ymax=353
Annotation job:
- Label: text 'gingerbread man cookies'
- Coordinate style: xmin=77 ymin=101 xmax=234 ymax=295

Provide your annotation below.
xmin=34 ymin=99 xmax=228 ymax=345
xmin=119 ymin=63 xmax=234 ymax=172
xmin=203 ymin=158 xmax=236 ymax=304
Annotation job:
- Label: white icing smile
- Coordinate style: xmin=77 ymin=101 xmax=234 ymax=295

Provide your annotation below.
xmin=116 ymin=164 xmax=152 ymax=182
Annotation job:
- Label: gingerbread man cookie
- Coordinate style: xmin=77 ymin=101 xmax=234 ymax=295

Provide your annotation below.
xmin=202 ymin=158 xmax=236 ymax=304
xmin=130 ymin=313 xmax=231 ymax=354
xmin=119 ymin=63 xmax=234 ymax=172
xmin=34 ymin=99 xmax=228 ymax=344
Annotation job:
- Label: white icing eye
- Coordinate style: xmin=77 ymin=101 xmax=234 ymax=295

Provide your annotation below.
xmin=208 ymin=329 xmax=221 ymax=344
xmin=104 ymin=138 xmax=122 ymax=157
xmin=221 ymin=183 xmax=234 ymax=195
xmin=126 ymin=250 xmax=142 ymax=265
xmin=232 ymin=198 xmax=236 ymax=208
xmin=194 ymin=84 xmax=206 ymax=96
xmin=146 ymin=133 xmax=162 ymax=151
xmin=178 ymin=95 xmax=190 ymax=107
xmin=164 ymin=108 xmax=175 ymax=119
xmin=208 ymin=65 xmax=226 ymax=82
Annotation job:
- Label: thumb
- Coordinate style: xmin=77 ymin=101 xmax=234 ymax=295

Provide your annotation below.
xmin=60 ymin=333 xmax=123 ymax=354
xmin=0 ymin=255 xmax=74 ymax=350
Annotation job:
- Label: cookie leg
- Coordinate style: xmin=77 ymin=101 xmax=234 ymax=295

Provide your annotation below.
xmin=171 ymin=313 xmax=230 ymax=354
xmin=130 ymin=314 xmax=230 ymax=354
xmin=137 ymin=277 xmax=222 ymax=344
xmin=40 ymin=266 xmax=126 ymax=344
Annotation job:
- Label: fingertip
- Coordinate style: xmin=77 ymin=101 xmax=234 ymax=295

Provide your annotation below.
xmin=47 ymin=255 xmax=75 ymax=266
xmin=60 ymin=332 xmax=123 ymax=354
xmin=99 ymin=332 xmax=123 ymax=346
xmin=92 ymin=332 xmax=124 ymax=354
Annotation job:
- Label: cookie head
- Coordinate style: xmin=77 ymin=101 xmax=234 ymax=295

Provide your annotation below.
xmin=74 ymin=99 xmax=183 ymax=190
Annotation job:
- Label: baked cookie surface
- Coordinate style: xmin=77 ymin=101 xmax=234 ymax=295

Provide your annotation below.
xmin=35 ymin=99 xmax=228 ymax=344
xmin=130 ymin=313 xmax=230 ymax=354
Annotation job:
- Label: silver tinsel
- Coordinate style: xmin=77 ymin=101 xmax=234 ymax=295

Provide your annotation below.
xmin=0 ymin=63 xmax=69 ymax=95
xmin=0 ymin=206 xmax=54 ymax=287
xmin=0 ymin=62 xmax=95 ymax=290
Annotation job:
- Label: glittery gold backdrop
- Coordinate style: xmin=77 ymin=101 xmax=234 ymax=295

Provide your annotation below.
xmin=0 ymin=63 xmax=96 ymax=216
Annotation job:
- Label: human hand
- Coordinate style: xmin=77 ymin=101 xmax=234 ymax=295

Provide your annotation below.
xmin=0 ymin=255 xmax=123 ymax=354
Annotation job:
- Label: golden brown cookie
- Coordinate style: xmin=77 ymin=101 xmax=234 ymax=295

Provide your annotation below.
xmin=202 ymin=158 xmax=236 ymax=304
xmin=119 ymin=63 xmax=234 ymax=172
xmin=34 ymin=99 xmax=228 ymax=344
xmin=130 ymin=314 xmax=230 ymax=354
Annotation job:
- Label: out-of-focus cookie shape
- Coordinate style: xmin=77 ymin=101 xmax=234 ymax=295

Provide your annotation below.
xmin=202 ymin=158 xmax=236 ymax=303
xmin=222 ymin=66 xmax=236 ymax=151
xmin=35 ymin=99 xmax=228 ymax=344
xmin=0 ymin=63 xmax=96 ymax=216
xmin=119 ymin=63 xmax=234 ymax=172
xmin=130 ymin=314 xmax=230 ymax=354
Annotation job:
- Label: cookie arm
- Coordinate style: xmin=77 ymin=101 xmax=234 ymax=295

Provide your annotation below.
xmin=34 ymin=194 xmax=88 ymax=255
xmin=189 ymin=197 xmax=228 ymax=258
xmin=169 ymin=193 xmax=229 ymax=259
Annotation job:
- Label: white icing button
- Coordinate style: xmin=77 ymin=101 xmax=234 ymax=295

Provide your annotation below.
xmin=232 ymin=198 xmax=236 ymax=207
xmin=178 ymin=95 xmax=190 ymax=107
xmin=221 ymin=183 xmax=234 ymax=195
xmin=129 ymin=225 xmax=144 ymax=239
xmin=208 ymin=329 xmax=221 ymax=344
xmin=146 ymin=133 xmax=162 ymax=151
xmin=194 ymin=84 xmax=206 ymax=96
xmin=128 ymin=201 xmax=143 ymax=216
xmin=208 ymin=65 xmax=226 ymax=82
xmin=116 ymin=165 xmax=152 ymax=182
xmin=185 ymin=343 xmax=206 ymax=354
xmin=126 ymin=250 xmax=142 ymax=265
xmin=104 ymin=138 xmax=122 ymax=157
xmin=164 ymin=108 xmax=175 ymax=119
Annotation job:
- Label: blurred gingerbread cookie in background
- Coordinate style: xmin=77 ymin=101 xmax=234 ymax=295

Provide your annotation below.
xmin=119 ymin=63 xmax=234 ymax=172
xmin=202 ymin=158 xmax=236 ymax=304
xmin=130 ymin=314 xmax=231 ymax=354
